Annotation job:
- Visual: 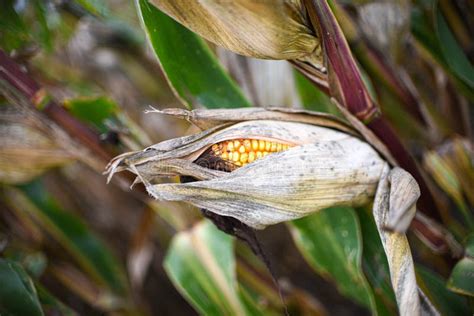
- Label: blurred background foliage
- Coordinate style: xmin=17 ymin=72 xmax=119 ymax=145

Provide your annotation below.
xmin=0 ymin=0 xmax=473 ymax=315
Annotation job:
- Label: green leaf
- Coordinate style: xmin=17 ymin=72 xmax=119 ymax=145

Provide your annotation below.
xmin=411 ymin=1 xmax=474 ymax=98
xmin=411 ymin=5 xmax=444 ymax=63
xmin=64 ymin=96 xmax=118 ymax=132
xmin=0 ymin=259 xmax=44 ymax=316
xmin=75 ymin=0 xmax=110 ymax=17
xmin=0 ymin=0 xmax=31 ymax=52
xmin=15 ymin=180 xmax=127 ymax=295
xmin=164 ymin=220 xmax=249 ymax=315
xmin=434 ymin=5 xmax=474 ymax=88
xmin=136 ymin=0 xmax=251 ymax=109
xmin=36 ymin=283 xmax=77 ymax=316
xmin=32 ymin=0 xmax=55 ymax=52
xmin=417 ymin=265 xmax=470 ymax=316
xmin=289 ymin=207 xmax=377 ymax=313
xmin=294 ymin=71 xmax=337 ymax=115
xmin=448 ymin=234 xmax=474 ymax=297
xmin=356 ymin=207 xmax=397 ymax=315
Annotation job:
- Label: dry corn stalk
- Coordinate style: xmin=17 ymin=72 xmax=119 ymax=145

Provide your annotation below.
xmin=106 ymin=108 xmax=438 ymax=315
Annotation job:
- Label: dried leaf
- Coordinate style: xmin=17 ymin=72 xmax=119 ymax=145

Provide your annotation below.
xmin=373 ymin=165 xmax=438 ymax=316
xmin=0 ymin=108 xmax=73 ymax=184
xmin=150 ymin=0 xmax=323 ymax=67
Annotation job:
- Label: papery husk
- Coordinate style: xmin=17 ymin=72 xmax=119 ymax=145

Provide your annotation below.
xmin=373 ymin=166 xmax=439 ymax=316
xmin=149 ymin=0 xmax=324 ymax=70
xmin=145 ymin=106 xmax=357 ymax=135
xmin=107 ymin=118 xmax=386 ymax=229
xmin=143 ymin=139 xmax=386 ymax=229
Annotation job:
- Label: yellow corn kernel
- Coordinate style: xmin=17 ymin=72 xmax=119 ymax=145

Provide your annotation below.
xmin=270 ymin=142 xmax=277 ymax=152
xmin=240 ymin=153 xmax=248 ymax=163
xmin=265 ymin=141 xmax=271 ymax=151
xmin=243 ymin=140 xmax=252 ymax=151
xmin=248 ymin=151 xmax=255 ymax=163
xmin=232 ymin=152 xmax=240 ymax=162
xmin=210 ymin=138 xmax=293 ymax=169
xmin=252 ymin=140 xmax=259 ymax=151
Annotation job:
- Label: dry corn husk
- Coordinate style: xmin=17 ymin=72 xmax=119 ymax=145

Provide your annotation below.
xmin=149 ymin=0 xmax=324 ymax=71
xmin=106 ymin=108 xmax=436 ymax=315
xmin=106 ymin=108 xmax=385 ymax=229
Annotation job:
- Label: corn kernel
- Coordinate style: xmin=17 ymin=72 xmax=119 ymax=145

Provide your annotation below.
xmin=270 ymin=143 xmax=276 ymax=151
xmin=243 ymin=140 xmax=252 ymax=151
xmin=265 ymin=141 xmax=271 ymax=151
xmin=252 ymin=140 xmax=259 ymax=151
xmin=210 ymin=138 xmax=293 ymax=169
xmin=248 ymin=151 xmax=255 ymax=163
xmin=232 ymin=152 xmax=240 ymax=162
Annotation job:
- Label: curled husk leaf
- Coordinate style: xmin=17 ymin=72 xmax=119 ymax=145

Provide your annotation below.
xmin=106 ymin=108 xmax=387 ymax=229
xmin=149 ymin=0 xmax=324 ymax=70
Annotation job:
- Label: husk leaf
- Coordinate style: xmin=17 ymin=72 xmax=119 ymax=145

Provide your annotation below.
xmin=107 ymin=117 xmax=386 ymax=229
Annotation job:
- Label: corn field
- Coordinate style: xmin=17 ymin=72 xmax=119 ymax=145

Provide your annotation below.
xmin=0 ymin=0 xmax=473 ymax=315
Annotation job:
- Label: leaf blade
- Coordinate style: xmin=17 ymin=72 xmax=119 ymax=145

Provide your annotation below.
xmin=136 ymin=0 xmax=251 ymax=109
xmin=164 ymin=220 xmax=248 ymax=315
xmin=0 ymin=259 xmax=44 ymax=316
xmin=13 ymin=180 xmax=128 ymax=295
xmin=289 ymin=207 xmax=377 ymax=313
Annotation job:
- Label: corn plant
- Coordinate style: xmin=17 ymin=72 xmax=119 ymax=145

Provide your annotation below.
xmin=0 ymin=0 xmax=473 ymax=315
